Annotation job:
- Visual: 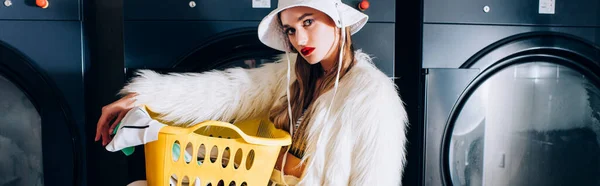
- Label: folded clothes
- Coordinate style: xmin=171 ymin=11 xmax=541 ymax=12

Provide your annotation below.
xmin=106 ymin=106 xmax=166 ymax=155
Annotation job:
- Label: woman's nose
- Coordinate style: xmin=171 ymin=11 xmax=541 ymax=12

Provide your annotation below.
xmin=295 ymin=29 xmax=308 ymax=46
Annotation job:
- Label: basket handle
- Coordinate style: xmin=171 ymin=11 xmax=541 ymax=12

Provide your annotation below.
xmin=185 ymin=120 xmax=236 ymax=134
xmin=141 ymin=104 xmax=290 ymax=146
xmin=185 ymin=120 xmax=291 ymax=146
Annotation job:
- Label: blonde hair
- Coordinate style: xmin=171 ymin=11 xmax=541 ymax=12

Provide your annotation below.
xmin=268 ymin=25 xmax=356 ymax=156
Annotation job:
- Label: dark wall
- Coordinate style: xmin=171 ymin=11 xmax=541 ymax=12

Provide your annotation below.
xmin=83 ymin=0 xmax=132 ymax=185
xmin=396 ymin=0 xmax=424 ymax=186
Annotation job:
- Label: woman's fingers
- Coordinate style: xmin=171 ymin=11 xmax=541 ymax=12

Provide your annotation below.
xmin=95 ymin=106 xmax=112 ymax=142
xmin=109 ymin=111 xmax=128 ymax=135
xmin=96 ymin=93 xmax=138 ymax=146
xmin=100 ymin=106 xmax=117 ymax=146
xmin=102 ymin=124 xmax=112 ymax=146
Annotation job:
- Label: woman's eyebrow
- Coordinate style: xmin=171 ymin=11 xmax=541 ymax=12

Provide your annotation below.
xmin=297 ymin=13 xmax=314 ymax=21
xmin=282 ymin=13 xmax=314 ymax=28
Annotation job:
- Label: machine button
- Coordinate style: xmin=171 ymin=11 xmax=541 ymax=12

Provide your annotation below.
xmin=36 ymin=0 xmax=48 ymax=8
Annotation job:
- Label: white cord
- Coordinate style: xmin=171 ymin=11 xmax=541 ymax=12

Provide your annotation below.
xmin=324 ymin=2 xmax=345 ymax=124
xmin=280 ymin=51 xmax=293 ymax=186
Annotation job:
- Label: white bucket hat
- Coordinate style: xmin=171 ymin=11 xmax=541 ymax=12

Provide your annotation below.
xmin=258 ymin=0 xmax=369 ymax=52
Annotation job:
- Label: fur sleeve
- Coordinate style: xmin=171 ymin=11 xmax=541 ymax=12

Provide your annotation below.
xmin=348 ymin=73 xmax=409 ymax=186
xmin=119 ymin=57 xmax=290 ymax=126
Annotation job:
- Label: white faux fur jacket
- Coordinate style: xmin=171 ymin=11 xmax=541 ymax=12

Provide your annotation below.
xmin=119 ymin=50 xmax=409 ymax=186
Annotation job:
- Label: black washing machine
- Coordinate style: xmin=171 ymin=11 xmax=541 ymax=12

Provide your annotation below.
xmin=421 ymin=0 xmax=600 ymax=185
xmin=0 ymin=0 xmax=87 ymax=185
xmin=120 ymin=0 xmax=397 ymax=182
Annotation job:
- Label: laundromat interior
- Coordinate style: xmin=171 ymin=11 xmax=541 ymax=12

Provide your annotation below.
xmin=0 ymin=0 xmax=599 ymax=185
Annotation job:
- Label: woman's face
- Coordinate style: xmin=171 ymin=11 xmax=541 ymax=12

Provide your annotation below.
xmin=280 ymin=6 xmax=338 ymax=65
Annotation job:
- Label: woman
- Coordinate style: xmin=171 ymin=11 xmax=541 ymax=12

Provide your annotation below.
xmin=95 ymin=0 xmax=409 ymax=185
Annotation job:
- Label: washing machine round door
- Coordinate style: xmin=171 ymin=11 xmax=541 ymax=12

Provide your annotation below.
xmin=0 ymin=44 xmax=80 ymax=186
xmin=443 ymin=33 xmax=600 ymax=186
xmin=171 ymin=28 xmax=284 ymax=72
xmin=0 ymin=75 xmax=44 ymax=186
xmin=124 ymin=28 xmax=284 ymax=81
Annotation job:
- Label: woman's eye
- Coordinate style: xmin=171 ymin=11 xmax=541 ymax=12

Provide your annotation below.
xmin=303 ymin=19 xmax=313 ymax=26
xmin=285 ymin=28 xmax=296 ymax=35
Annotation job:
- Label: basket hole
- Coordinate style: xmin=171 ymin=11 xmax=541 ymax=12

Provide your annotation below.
xmin=246 ymin=150 xmax=255 ymax=170
xmin=197 ymin=144 xmax=206 ymax=165
xmin=170 ymin=174 xmax=178 ymax=186
xmin=194 ymin=177 xmax=201 ymax=186
xmin=240 ymin=182 xmax=247 ymax=186
xmin=182 ymin=176 xmax=190 ymax=186
xmin=218 ymin=180 xmax=224 ymax=186
xmin=185 ymin=143 xmax=193 ymax=164
xmin=172 ymin=141 xmax=181 ymax=162
xmin=222 ymin=147 xmax=231 ymax=168
xmin=210 ymin=145 xmax=219 ymax=163
xmin=234 ymin=149 xmax=243 ymax=169
xmin=229 ymin=181 xmax=236 ymax=186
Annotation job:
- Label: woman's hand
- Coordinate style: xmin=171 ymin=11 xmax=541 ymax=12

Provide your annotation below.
xmin=95 ymin=93 xmax=137 ymax=146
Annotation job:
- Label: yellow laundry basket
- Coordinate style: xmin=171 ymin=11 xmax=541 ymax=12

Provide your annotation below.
xmin=142 ymin=106 xmax=292 ymax=186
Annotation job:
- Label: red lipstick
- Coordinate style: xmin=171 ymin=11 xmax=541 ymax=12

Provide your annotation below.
xmin=301 ymin=47 xmax=315 ymax=56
